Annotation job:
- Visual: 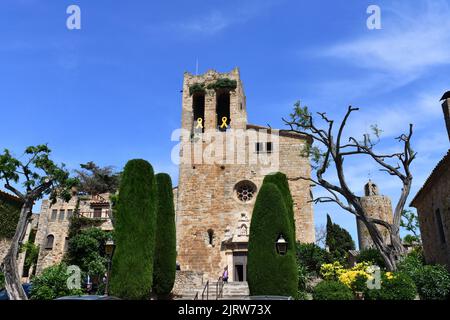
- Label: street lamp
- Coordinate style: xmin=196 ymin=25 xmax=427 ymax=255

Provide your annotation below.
xmin=104 ymin=239 xmax=116 ymax=296
xmin=276 ymin=234 xmax=288 ymax=255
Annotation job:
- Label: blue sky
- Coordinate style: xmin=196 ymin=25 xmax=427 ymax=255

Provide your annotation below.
xmin=1 ymin=0 xmax=449 ymax=247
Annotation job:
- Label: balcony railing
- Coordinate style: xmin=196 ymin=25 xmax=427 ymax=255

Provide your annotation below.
xmin=76 ymin=210 xmax=111 ymax=220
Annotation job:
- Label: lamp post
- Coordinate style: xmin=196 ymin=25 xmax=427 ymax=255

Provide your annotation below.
xmin=104 ymin=239 xmax=116 ymax=296
xmin=275 ymin=234 xmax=288 ymax=255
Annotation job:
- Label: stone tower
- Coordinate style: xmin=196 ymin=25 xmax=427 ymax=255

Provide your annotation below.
xmin=175 ymin=68 xmax=314 ymax=281
xmin=357 ymin=180 xmax=393 ymax=250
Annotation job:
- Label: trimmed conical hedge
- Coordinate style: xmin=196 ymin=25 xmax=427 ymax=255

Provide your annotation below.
xmin=263 ymin=172 xmax=296 ymax=241
xmin=109 ymin=159 xmax=157 ymax=300
xmin=247 ymin=182 xmax=298 ymax=297
xmin=152 ymin=173 xmax=177 ymax=298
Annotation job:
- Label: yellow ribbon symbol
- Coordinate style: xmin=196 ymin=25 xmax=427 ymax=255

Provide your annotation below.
xmin=196 ymin=118 xmax=203 ymax=129
xmin=220 ymin=117 xmax=228 ymax=129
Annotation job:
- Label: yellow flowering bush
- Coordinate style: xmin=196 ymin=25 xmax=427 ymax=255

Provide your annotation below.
xmin=320 ymin=262 xmax=345 ymax=281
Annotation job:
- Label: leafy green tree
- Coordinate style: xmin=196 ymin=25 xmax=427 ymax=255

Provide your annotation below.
xmin=30 ymin=263 xmax=83 ymax=300
xmin=248 ymin=183 xmax=298 ymax=297
xmin=356 ymin=248 xmax=386 ymax=269
xmin=109 ymin=159 xmax=157 ymax=300
xmin=152 ymin=173 xmax=177 ymax=298
xmin=296 ymin=242 xmax=331 ymax=274
xmin=326 ymin=214 xmax=355 ymax=263
xmin=20 ymin=241 xmax=39 ymax=277
xmin=401 ymin=209 xmax=421 ymax=244
xmin=263 ymin=172 xmax=296 ymax=241
xmin=0 ymin=145 xmax=78 ymax=300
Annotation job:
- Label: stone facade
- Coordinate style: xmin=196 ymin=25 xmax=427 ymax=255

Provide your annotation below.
xmin=410 ymin=96 xmax=450 ymax=270
xmin=34 ymin=193 xmax=113 ymax=275
xmin=357 ymin=180 xmax=393 ymax=250
xmin=411 ymin=151 xmax=450 ymax=269
xmin=176 ymin=68 xmax=314 ymax=281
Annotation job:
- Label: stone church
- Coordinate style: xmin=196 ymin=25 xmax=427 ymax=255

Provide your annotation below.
xmin=175 ymin=68 xmax=315 ymax=282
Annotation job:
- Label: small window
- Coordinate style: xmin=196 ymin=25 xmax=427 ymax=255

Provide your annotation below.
xmin=207 ymin=229 xmax=214 ymax=246
xmin=67 ymin=209 xmax=73 ymax=219
xmin=93 ymin=208 xmax=102 ymax=218
xmin=235 ymin=180 xmax=257 ymax=203
xmin=64 ymin=237 xmax=69 ymax=252
xmin=45 ymin=235 xmax=54 ymax=250
xmin=255 ymin=143 xmax=263 ymax=154
xmin=58 ymin=209 xmax=65 ymax=221
xmin=436 ymin=209 xmax=446 ymax=244
xmin=266 ymin=142 xmax=273 ymax=153
xmin=50 ymin=210 xmax=57 ymax=221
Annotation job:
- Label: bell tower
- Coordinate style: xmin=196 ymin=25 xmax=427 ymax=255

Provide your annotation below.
xmin=181 ymin=68 xmax=247 ymax=135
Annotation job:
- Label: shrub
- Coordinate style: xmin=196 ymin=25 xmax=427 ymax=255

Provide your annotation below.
xmin=263 ymin=172 xmax=295 ymax=241
xmin=0 ymin=271 xmax=4 ymax=289
xmin=326 ymin=215 xmax=355 ymax=264
xmin=313 ymin=280 xmax=354 ymax=300
xmin=364 ymin=272 xmax=416 ymax=300
xmin=248 ymin=183 xmax=298 ymax=297
xmin=30 ymin=263 xmax=83 ymax=300
xmin=296 ymin=242 xmax=331 ymax=274
xmin=357 ymin=248 xmax=386 ymax=269
xmin=152 ymin=173 xmax=177 ymax=298
xmin=415 ymin=265 xmax=450 ymax=300
xmin=109 ymin=159 xmax=157 ymax=300
xmin=320 ymin=261 xmax=345 ymax=281
xmin=206 ymin=78 xmax=237 ymax=91
xmin=297 ymin=263 xmax=309 ymax=292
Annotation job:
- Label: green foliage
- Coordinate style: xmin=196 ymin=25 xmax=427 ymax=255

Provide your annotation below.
xmin=20 ymin=241 xmax=39 ymax=277
xmin=297 ymin=263 xmax=309 ymax=292
xmin=357 ymin=248 xmax=386 ymax=269
xmin=312 ymin=280 xmax=354 ymax=300
xmin=364 ymin=272 xmax=417 ymax=300
xmin=401 ymin=209 xmax=420 ymax=242
xmin=0 ymin=271 xmax=4 ymax=289
xmin=248 ymin=183 xmax=298 ymax=297
xmin=74 ymin=162 xmax=120 ymax=196
xmin=68 ymin=215 xmax=103 ymax=239
xmin=397 ymin=251 xmax=450 ymax=300
xmin=296 ymin=242 xmax=331 ymax=274
xmin=109 ymin=159 xmax=157 ymax=300
xmin=326 ymin=214 xmax=355 ymax=263
xmin=206 ymin=78 xmax=237 ymax=91
xmin=65 ymin=227 xmax=110 ymax=277
xmin=263 ymin=172 xmax=295 ymax=241
xmin=414 ymin=265 xmax=450 ymax=300
xmin=0 ymin=145 xmax=78 ymax=204
xmin=0 ymin=193 xmax=22 ymax=239
xmin=30 ymin=263 xmax=83 ymax=300
xmin=153 ymin=173 xmax=177 ymax=298
xmin=189 ymin=83 xmax=206 ymax=96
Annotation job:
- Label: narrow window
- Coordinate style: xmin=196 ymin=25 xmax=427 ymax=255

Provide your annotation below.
xmin=436 ymin=209 xmax=446 ymax=244
xmin=216 ymin=90 xmax=230 ymax=131
xmin=93 ymin=208 xmax=102 ymax=218
xmin=255 ymin=143 xmax=263 ymax=154
xmin=193 ymin=93 xmax=205 ymax=133
xmin=58 ymin=209 xmax=65 ymax=221
xmin=67 ymin=209 xmax=73 ymax=219
xmin=207 ymin=229 xmax=214 ymax=246
xmin=64 ymin=237 xmax=69 ymax=252
xmin=50 ymin=209 xmax=57 ymax=221
xmin=45 ymin=235 xmax=54 ymax=250
xmin=266 ymin=142 xmax=273 ymax=153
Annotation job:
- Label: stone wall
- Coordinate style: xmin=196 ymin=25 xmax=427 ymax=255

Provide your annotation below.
xmin=411 ymin=151 xmax=450 ymax=270
xmin=358 ymin=195 xmax=393 ymax=249
xmin=172 ymin=271 xmax=205 ymax=296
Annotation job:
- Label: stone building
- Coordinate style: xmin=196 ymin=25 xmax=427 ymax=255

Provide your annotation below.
xmin=175 ymin=68 xmax=315 ymax=282
xmin=410 ymin=93 xmax=450 ymax=270
xmin=357 ymin=180 xmax=393 ymax=250
xmin=34 ymin=193 xmax=113 ymax=275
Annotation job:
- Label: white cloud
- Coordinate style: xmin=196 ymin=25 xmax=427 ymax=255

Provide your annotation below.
xmin=326 ymin=0 xmax=450 ymax=78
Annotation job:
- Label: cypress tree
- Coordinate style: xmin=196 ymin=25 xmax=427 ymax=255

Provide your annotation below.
xmin=152 ymin=173 xmax=177 ymax=298
xmin=248 ymin=183 xmax=298 ymax=297
xmin=326 ymin=214 xmax=355 ymax=263
xmin=109 ymin=159 xmax=157 ymax=299
xmin=263 ymin=172 xmax=296 ymax=241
